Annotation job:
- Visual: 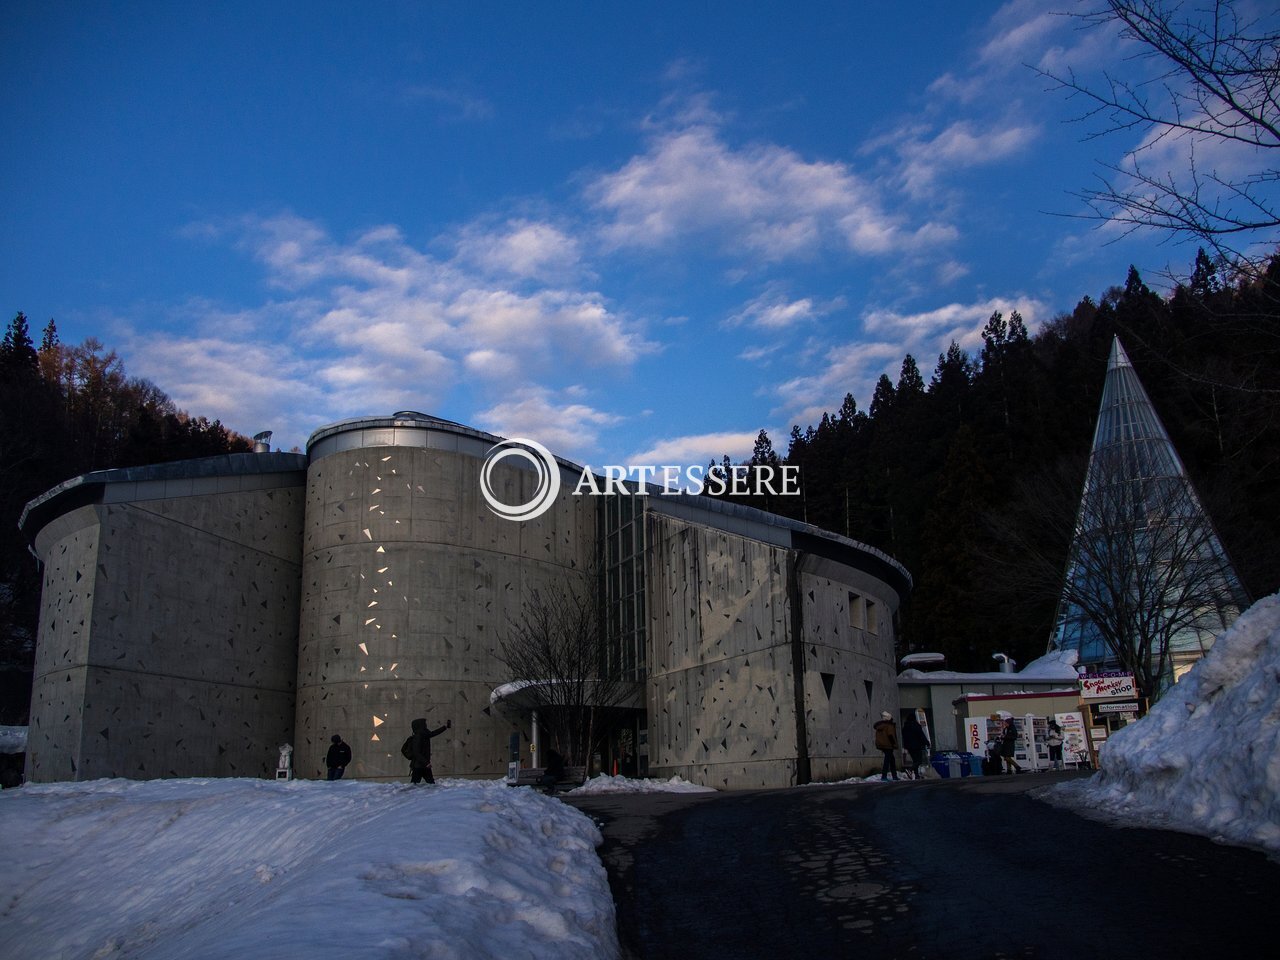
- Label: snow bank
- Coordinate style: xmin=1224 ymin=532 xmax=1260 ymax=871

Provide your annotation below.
xmin=0 ymin=777 xmax=619 ymax=960
xmin=1045 ymin=593 xmax=1280 ymax=856
xmin=568 ymin=774 xmax=716 ymax=795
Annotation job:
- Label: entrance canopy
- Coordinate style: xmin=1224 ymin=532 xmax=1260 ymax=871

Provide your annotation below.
xmin=488 ymin=678 xmax=643 ymax=717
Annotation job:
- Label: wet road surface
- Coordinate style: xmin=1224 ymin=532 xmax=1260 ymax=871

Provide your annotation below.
xmin=568 ymin=771 xmax=1279 ymax=959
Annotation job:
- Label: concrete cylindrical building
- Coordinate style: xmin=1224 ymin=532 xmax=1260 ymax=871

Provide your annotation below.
xmin=295 ymin=413 xmax=594 ymax=780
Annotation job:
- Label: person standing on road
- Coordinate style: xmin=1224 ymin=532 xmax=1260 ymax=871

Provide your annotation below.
xmin=537 ymin=747 xmax=567 ymax=795
xmin=326 ymin=734 xmax=351 ymax=780
xmin=404 ymin=717 xmax=451 ymax=784
xmin=1046 ymin=720 xmax=1064 ymax=771
xmin=901 ymin=712 xmax=930 ymax=778
xmin=1000 ymin=716 xmax=1023 ymax=774
xmin=874 ymin=711 xmax=899 ymax=781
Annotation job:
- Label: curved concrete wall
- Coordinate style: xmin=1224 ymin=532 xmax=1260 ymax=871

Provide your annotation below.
xmin=295 ymin=422 xmax=594 ymax=781
xmin=23 ymin=457 xmax=307 ymax=782
xmin=20 ymin=416 xmax=910 ymax=790
xmin=644 ymin=513 xmax=902 ymax=788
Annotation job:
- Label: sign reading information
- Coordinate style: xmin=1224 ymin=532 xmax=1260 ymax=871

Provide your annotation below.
xmin=1098 ymin=701 xmax=1140 ymax=714
xmin=1080 ymin=672 xmax=1137 ymax=699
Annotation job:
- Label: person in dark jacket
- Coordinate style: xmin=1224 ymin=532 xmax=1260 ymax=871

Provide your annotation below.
xmin=537 ymin=747 xmax=567 ymax=794
xmin=873 ymin=711 xmax=899 ymax=781
xmin=1000 ymin=716 xmax=1023 ymax=774
xmin=1046 ymin=720 xmax=1065 ymax=771
xmin=407 ymin=717 xmax=451 ymax=784
xmin=326 ymin=734 xmax=352 ymax=781
xmin=901 ymin=713 xmax=930 ymax=778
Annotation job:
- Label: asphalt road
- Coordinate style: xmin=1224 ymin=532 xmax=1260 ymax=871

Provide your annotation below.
xmin=568 ymin=771 xmax=1280 ymax=960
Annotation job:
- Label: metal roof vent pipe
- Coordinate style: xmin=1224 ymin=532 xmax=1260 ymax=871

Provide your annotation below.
xmin=992 ymin=652 xmax=1017 ymax=674
xmin=253 ymin=430 xmax=273 ymax=454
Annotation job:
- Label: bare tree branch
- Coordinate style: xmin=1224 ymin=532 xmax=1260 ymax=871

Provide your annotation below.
xmin=987 ymin=451 xmax=1245 ymax=700
xmin=495 ymin=569 xmax=639 ymax=767
xmin=1041 ymin=0 xmax=1280 ymax=274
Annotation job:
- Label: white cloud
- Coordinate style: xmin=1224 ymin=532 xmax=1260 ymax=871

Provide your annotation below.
xmin=119 ymin=327 xmax=336 ymax=452
xmin=926 ymin=1 xmax=1083 ymax=105
xmin=627 ymin=431 xmax=762 ymax=466
xmin=772 ymin=339 xmax=904 ymax=427
xmin=587 ymin=122 xmax=953 ymax=260
xmin=767 ymin=294 xmax=1048 ymax=430
xmin=473 ymin=387 xmax=623 ymax=458
xmin=239 ymin=213 xmax=656 ymax=375
xmin=979 ymin=7 xmax=1061 ymax=65
xmin=132 ymin=213 xmax=656 ymax=450
xmin=936 ymin=259 xmax=971 ymax=285
xmin=863 ymin=295 xmax=1047 ymax=353
xmin=726 ymin=288 xmax=835 ymax=330
xmin=738 ymin=343 xmax=782 ymax=363
xmin=893 ymin=119 xmax=1040 ymax=197
xmin=452 ymin=219 xmax=582 ymax=282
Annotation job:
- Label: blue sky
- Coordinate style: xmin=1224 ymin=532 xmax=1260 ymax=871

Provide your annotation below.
xmin=1 ymin=1 xmax=1254 ymax=463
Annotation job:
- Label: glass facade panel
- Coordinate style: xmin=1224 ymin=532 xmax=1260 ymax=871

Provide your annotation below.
xmin=599 ymin=492 xmax=647 ymax=683
xmin=1050 ymin=337 xmax=1249 ymax=691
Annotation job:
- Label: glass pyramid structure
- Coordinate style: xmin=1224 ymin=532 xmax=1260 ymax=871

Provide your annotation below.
xmin=1048 ymin=336 xmax=1248 ymax=692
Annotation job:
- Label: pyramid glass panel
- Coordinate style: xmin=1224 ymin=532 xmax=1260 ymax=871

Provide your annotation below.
xmin=1049 ymin=337 xmax=1248 ymax=691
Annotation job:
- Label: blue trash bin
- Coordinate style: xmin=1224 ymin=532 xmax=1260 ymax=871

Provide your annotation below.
xmin=967 ymin=753 xmax=984 ymax=777
xmin=931 ymin=756 xmax=951 ymax=779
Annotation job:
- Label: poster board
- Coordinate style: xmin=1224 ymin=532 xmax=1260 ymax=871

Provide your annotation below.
xmin=1055 ymin=711 xmax=1088 ymax=766
xmin=963 ymin=717 xmax=988 ymax=757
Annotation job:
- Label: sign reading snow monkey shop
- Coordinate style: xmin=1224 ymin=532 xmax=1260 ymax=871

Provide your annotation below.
xmin=1079 ymin=672 xmax=1137 ymax=700
xmin=480 ymin=437 xmax=801 ymax=522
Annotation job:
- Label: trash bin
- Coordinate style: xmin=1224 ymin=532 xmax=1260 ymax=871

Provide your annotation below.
xmin=967 ymin=753 xmax=984 ymax=777
xmin=947 ymin=754 xmax=963 ymax=779
xmin=931 ymin=756 xmax=951 ymax=779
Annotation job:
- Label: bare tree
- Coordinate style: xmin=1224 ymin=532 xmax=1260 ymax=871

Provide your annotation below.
xmin=1042 ymin=0 xmax=1280 ymax=274
xmin=990 ymin=451 xmax=1246 ymax=700
xmin=496 ymin=571 xmax=640 ymax=768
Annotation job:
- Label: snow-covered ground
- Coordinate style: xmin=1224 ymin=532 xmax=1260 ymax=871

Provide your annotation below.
xmin=1043 ymin=592 xmax=1280 ymax=858
xmin=5 ymin=594 xmax=1277 ymax=958
xmin=1 ymin=777 xmax=620 ymax=960
xmin=568 ymin=774 xmax=715 ymax=796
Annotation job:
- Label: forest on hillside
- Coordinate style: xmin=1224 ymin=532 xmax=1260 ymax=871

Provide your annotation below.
xmin=717 ymin=251 xmax=1280 ymax=673
xmin=0 ymin=315 xmax=249 ymax=720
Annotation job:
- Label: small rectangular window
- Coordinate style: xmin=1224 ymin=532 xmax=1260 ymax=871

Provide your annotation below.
xmin=848 ymin=592 xmax=864 ymax=629
xmin=865 ymin=599 xmax=878 ymax=635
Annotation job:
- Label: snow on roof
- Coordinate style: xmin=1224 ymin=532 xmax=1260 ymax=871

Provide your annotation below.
xmin=898 ymin=648 xmax=1080 ymax=684
xmin=955 ymin=689 xmax=1081 ymax=701
xmin=0 ymin=725 xmax=27 ymax=754
xmin=900 ymin=652 xmax=947 ymax=666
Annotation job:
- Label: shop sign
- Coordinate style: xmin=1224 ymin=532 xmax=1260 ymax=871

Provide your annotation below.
xmin=1097 ymin=701 xmax=1140 ymax=714
xmin=1080 ymin=673 xmax=1136 ymax=699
